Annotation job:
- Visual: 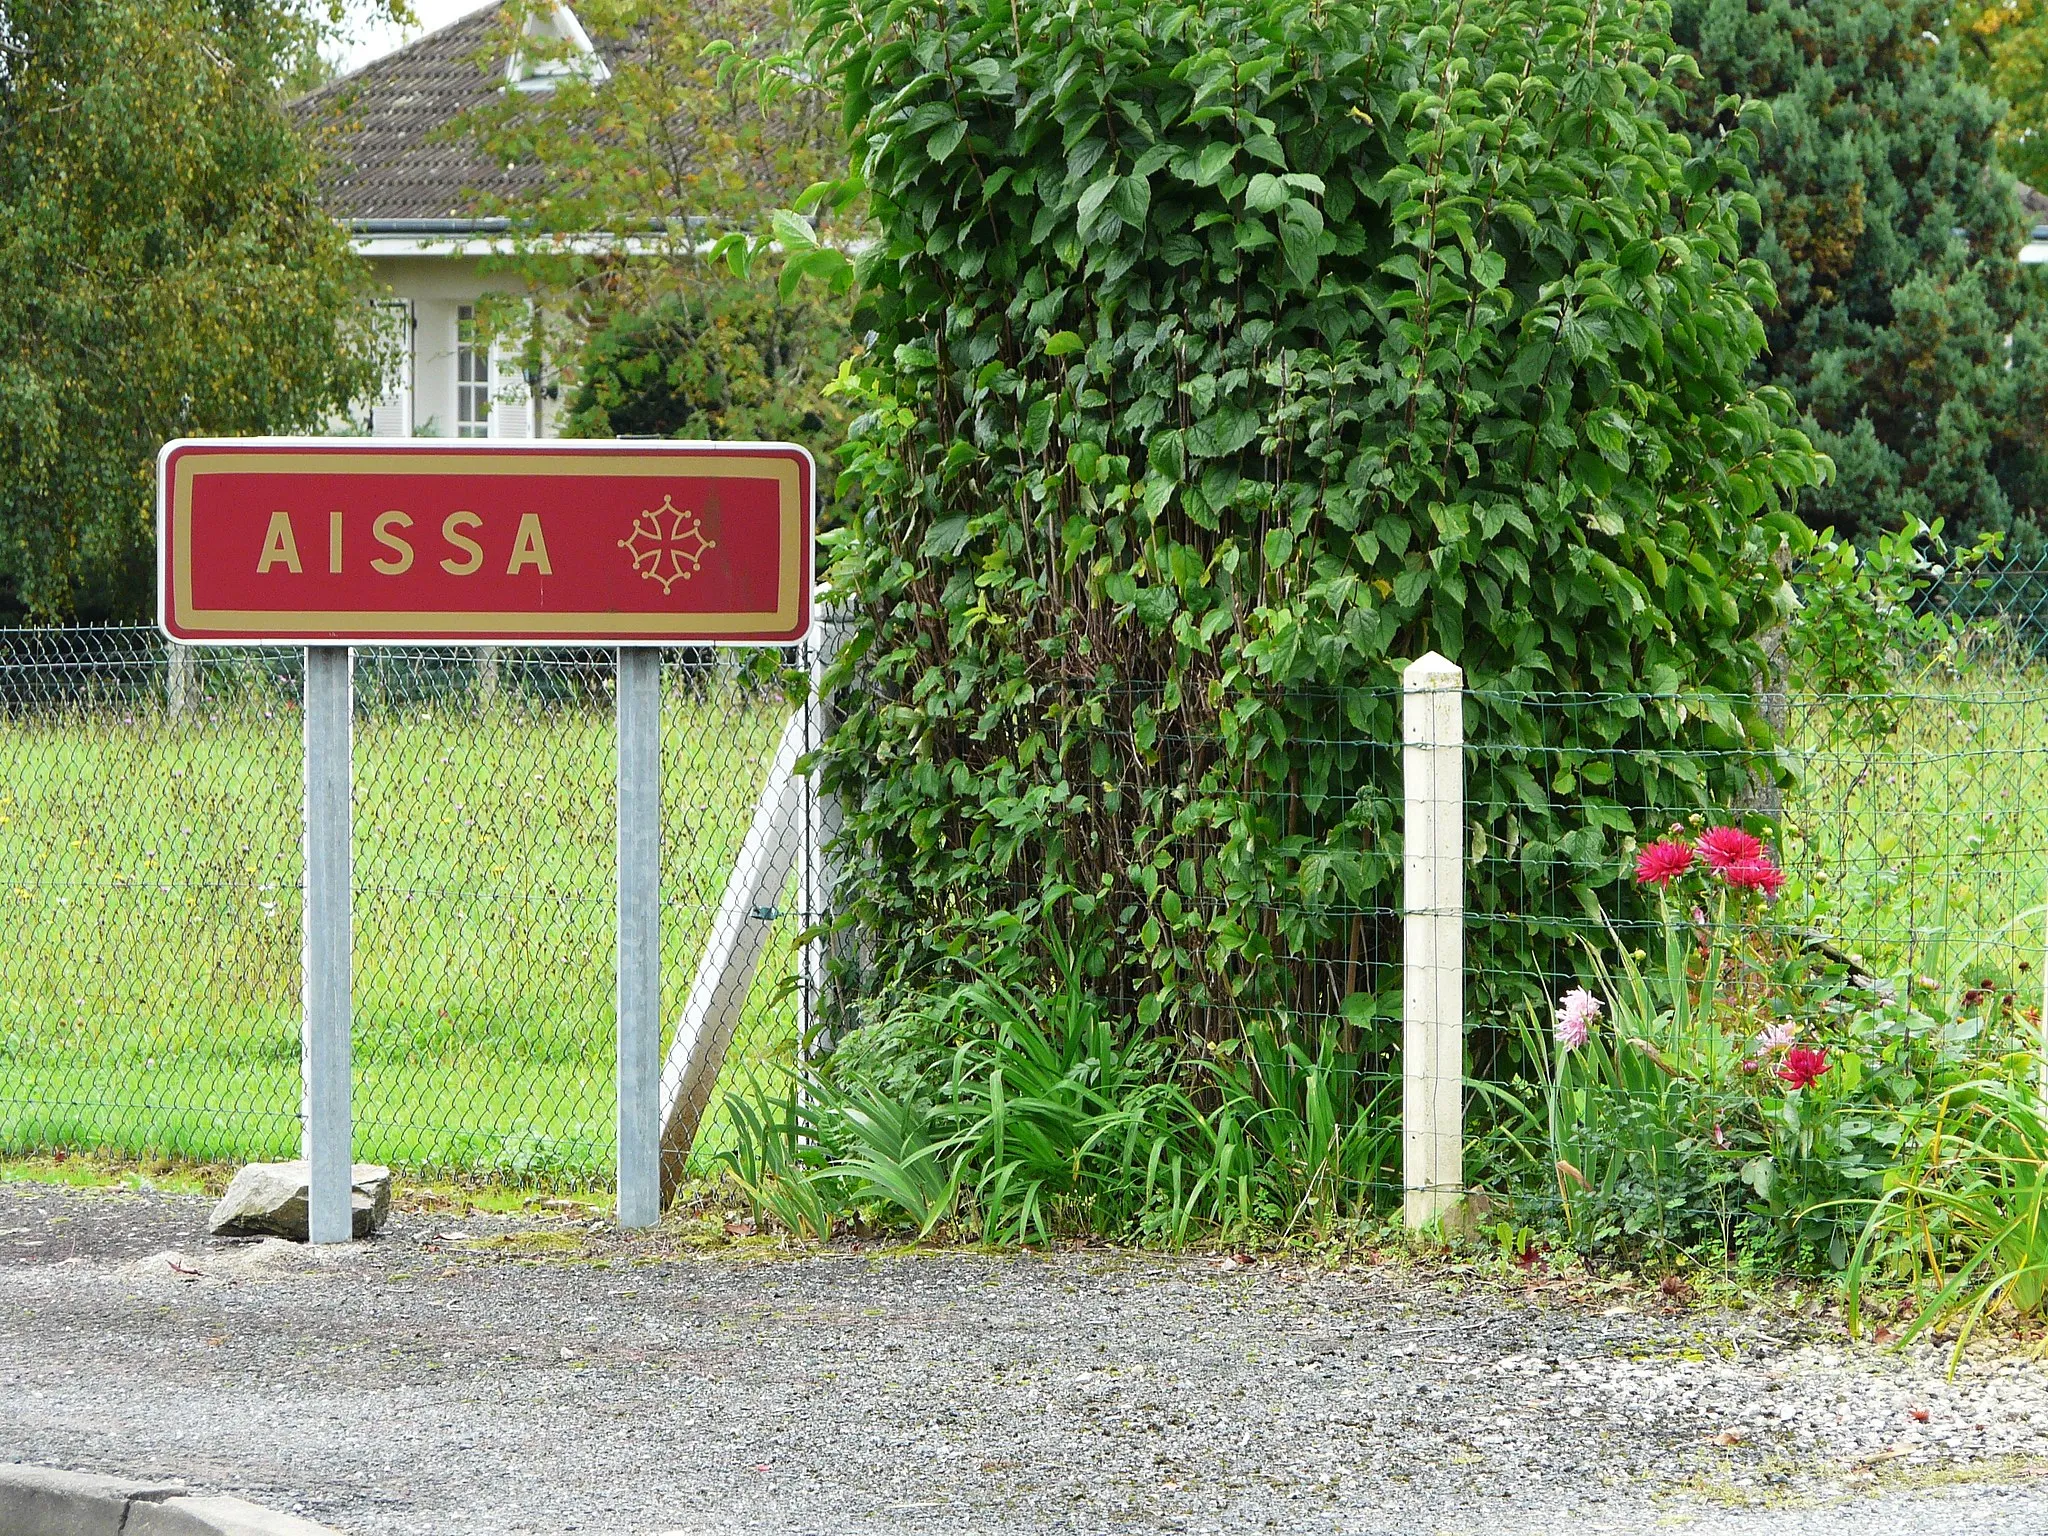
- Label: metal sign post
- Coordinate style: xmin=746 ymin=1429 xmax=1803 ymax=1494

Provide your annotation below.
xmin=303 ymin=645 xmax=354 ymax=1244
xmin=615 ymin=648 xmax=662 ymax=1228
xmin=159 ymin=439 xmax=815 ymax=1240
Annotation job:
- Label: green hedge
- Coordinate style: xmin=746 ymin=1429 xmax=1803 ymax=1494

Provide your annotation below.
xmin=812 ymin=0 xmax=1830 ymax=1041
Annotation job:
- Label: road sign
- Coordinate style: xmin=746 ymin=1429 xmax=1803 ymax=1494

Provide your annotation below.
xmin=155 ymin=436 xmax=820 ymax=1244
xmin=158 ymin=438 xmax=813 ymax=645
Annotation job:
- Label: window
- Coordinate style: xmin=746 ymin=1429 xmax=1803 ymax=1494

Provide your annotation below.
xmin=456 ymin=306 xmax=490 ymax=438
xmin=505 ymin=3 xmax=610 ymax=94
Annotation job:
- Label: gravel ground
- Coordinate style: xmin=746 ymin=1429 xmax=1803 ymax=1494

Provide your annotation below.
xmin=3 ymin=1180 xmax=2047 ymax=1534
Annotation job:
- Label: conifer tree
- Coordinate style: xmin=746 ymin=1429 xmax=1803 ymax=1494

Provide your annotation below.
xmin=1674 ymin=0 xmax=2048 ymax=554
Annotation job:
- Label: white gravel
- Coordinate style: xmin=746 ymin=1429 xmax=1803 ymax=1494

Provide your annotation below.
xmin=2 ymin=1181 xmax=2046 ymax=1534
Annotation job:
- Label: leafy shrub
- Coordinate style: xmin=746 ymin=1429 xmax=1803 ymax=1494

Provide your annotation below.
xmin=807 ymin=0 xmax=1829 ymax=1043
xmin=727 ymin=950 xmax=1189 ymax=1242
xmin=1850 ymin=1078 xmax=2048 ymax=1366
xmin=560 ymin=283 xmax=847 ymax=493
xmin=1786 ymin=517 xmax=2004 ymax=728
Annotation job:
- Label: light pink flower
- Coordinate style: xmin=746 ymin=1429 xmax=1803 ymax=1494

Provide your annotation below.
xmin=1755 ymin=1020 xmax=1797 ymax=1054
xmin=1555 ymin=987 xmax=1602 ymax=1051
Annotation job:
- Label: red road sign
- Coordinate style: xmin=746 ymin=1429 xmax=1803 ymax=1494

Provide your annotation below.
xmin=158 ymin=439 xmax=814 ymax=645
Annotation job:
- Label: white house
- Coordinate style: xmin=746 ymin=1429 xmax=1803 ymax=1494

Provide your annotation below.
xmin=294 ymin=3 xmax=617 ymax=440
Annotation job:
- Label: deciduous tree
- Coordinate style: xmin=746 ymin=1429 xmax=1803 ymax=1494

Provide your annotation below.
xmin=0 ymin=0 xmax=389 ymax=620
xmin=457 ymin=0 xmax=849 ymax=476
xmin=1954 ymin=0 xmax=2048 ymax=188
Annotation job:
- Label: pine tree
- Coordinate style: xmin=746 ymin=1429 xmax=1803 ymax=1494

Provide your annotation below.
xmin=1674 ymin=0 xmax=2048 ymax=555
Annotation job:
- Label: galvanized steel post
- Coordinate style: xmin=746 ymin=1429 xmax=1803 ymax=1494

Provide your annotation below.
xmin=303 ymin=646 xmax=354 ymax=1245
xmin=616 ymin=647 xmax=662 ymax=1228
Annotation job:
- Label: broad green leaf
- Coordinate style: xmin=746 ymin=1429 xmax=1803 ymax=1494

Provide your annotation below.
xmin=1245 ymin=173 xmax=1290 ymax=212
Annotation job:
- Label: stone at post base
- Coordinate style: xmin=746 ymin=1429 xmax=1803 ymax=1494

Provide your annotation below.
xmin=208 ymin=1161 xmax=392 ymax=1241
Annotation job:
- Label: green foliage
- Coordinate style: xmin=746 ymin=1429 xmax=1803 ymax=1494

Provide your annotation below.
xmin=1785 ymin=517 xmax=2003 ymax=726
xmin=558 ymin=286 xmax=847 ymax=492
xmin=0 ymin=0 xmax=388 ymax=620
xmin=456 ymin=0 xmax=851 ymax=480
xmin=1671 ymin=0 xmax=2048 ymax=554
xmin=808 ymin=0 xmax=1827 ymax=1042
xmin=724 ymin=947 xmax=1395 ymax=1245
xmin=721 ymin=1087 xmax=847 ymax=1239
xmin=462 ymin=0 xmax=844 ymax=257
xmin=1192 ymin=1010 xmax=1397 ymax=1238
xmin=1953 ymin=0 xmax=2048 ymax=189
xmin=1849 ymin=1077 xmax=2048 ymax=1367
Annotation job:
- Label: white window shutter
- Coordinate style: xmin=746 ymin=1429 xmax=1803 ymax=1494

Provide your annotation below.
xmin=490 ymin=338 xmax=531 ymax=439
xmin=369 ymin=301 xmax=413 ymax=437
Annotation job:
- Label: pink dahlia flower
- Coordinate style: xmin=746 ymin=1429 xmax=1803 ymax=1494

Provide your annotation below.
xmin=1722 ymin=855 xmax=1786 ymax=901
xmin=1634 ymin=840 xmax=1695 ymax=887
xmin=1776 ymin=1046 xmax=1830 ymax=1091
xmin=1696 ymin=825 xmax=1764 ymax=873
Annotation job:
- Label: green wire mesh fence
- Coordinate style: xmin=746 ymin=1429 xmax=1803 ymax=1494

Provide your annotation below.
xmin=1462 ymin=670 xmax=2048 ymax=1266
xmin=803 ymin=644 xmax=2048 ymax=1255
xmin=1921 ymin=561 xmax=2048 ymax=660
xmin=0 ymin=628 xmax=811 ymax=1188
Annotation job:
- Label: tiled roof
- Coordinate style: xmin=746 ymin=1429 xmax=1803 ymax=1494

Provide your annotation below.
xmin=293 ymin=5 xmax=545 ymax=224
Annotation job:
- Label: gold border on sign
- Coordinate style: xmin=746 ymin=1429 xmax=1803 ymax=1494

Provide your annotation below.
xmin=168 ymin=449 xmax=805 ymax=637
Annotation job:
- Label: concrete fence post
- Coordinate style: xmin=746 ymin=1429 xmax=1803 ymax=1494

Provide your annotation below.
xmin=1402 ymin=652 xmax=1465 ymax=1229
xmin=799 ymin=608 xmax=849 ymax=1061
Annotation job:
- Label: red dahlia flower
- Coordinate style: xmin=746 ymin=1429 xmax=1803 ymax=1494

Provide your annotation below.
xmin=1722 ymin=855 xmax=1786 ymax=901
xmin=1634 ymin=840 xmax=1695 ymax=887
xmin=1696 ymin=825 xmax=1763 ymax=872
xmin=1776 ymin=1046 xmax=1829 ymax=1090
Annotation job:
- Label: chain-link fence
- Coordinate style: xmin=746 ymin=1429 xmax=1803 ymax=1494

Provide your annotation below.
xmin=0 ymin=627 xmax=813 ymax=1188
xmin=9 ymin=614 xmax=2048 ymax=1259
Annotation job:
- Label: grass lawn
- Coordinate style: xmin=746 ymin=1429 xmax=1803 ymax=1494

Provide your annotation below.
xmin=0 ymin=669 xmax=804 ymax=1185
xmin=1781 ymin=673 xmax=2048 ymax=991
xmin=6 ymin=652 xmax=2045 ymax=1191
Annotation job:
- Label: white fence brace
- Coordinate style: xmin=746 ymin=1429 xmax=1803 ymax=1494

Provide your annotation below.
xmin=656 ymin=708 xmax=808 ymax=1197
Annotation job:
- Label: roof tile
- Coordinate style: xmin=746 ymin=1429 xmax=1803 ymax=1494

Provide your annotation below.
xmin=293 ymin=4 xmax=546 ymax=223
